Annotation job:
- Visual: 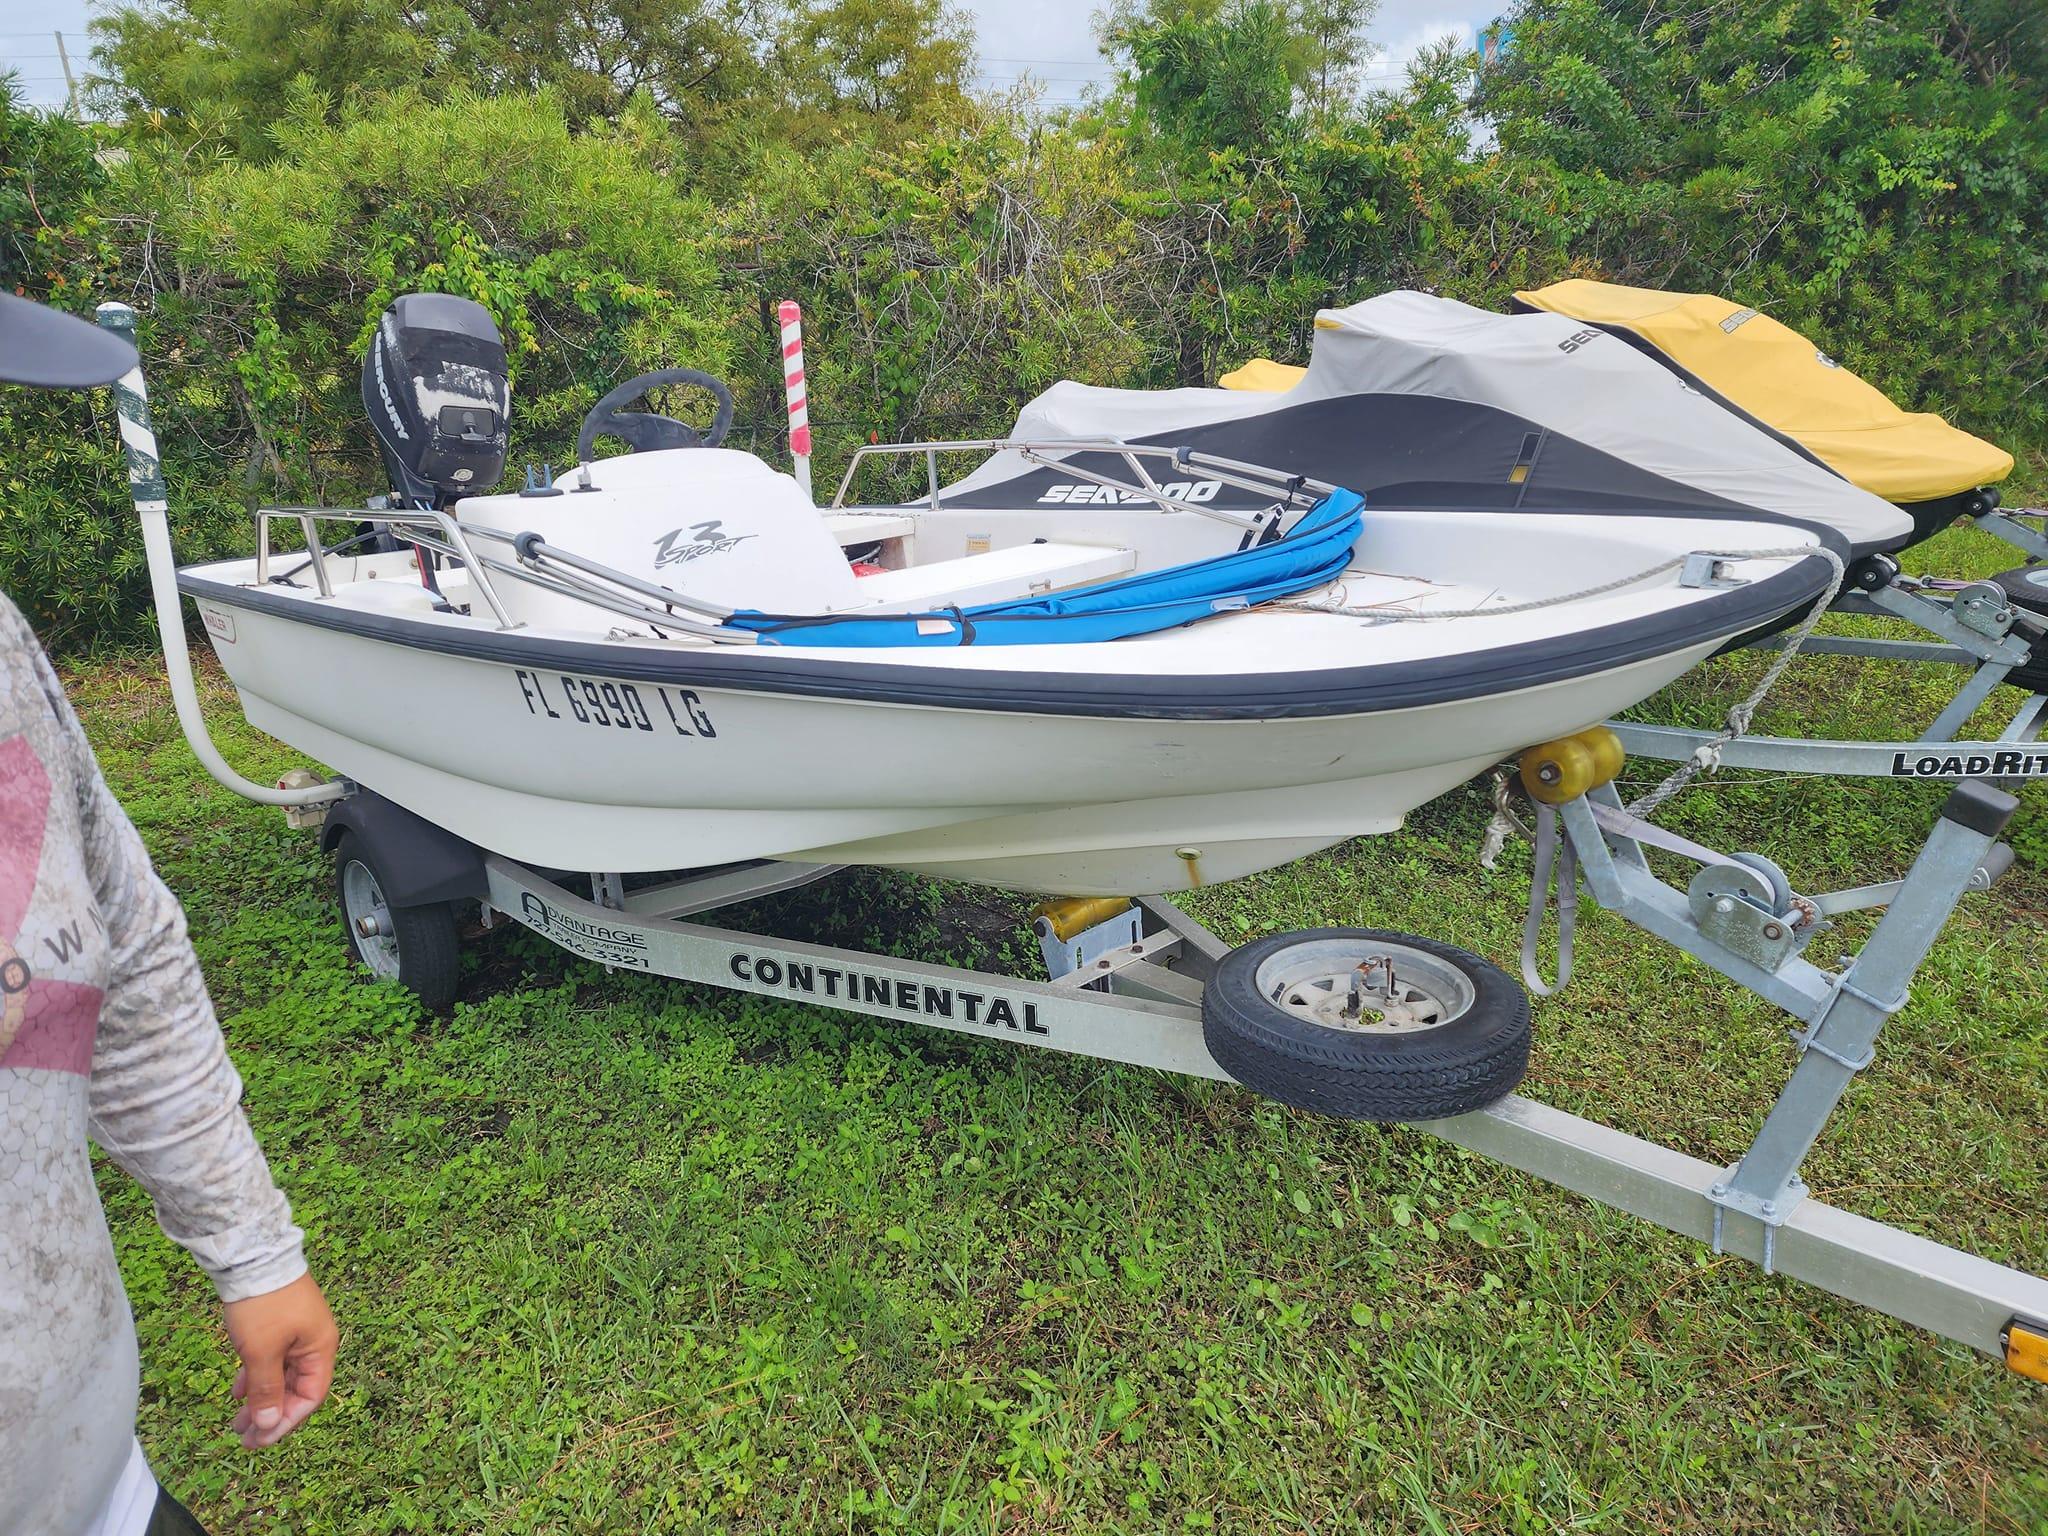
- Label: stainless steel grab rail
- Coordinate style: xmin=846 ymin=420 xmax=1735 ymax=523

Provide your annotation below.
xmin=250 ymin=438 xmax=1346 ymax=642
xmin=256 ymin=505 xmax=519 ymax=629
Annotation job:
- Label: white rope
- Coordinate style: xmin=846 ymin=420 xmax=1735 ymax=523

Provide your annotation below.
xmin=1520 ymin=801 xmax=1578 ymax=997
xmin=1290 ymin=541 xmax=1848 ymax=813
xmin=1478 ymin=768 xmax=1528 ymax=872
xmin=1624 ymin=546 xmax=1846 ymax=818
xmin=1462 ymin=544 xmax=1848 ymax=998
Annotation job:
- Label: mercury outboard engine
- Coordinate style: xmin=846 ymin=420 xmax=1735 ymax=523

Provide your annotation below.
xmin=361 ymin=292 xmax=510 ymax=509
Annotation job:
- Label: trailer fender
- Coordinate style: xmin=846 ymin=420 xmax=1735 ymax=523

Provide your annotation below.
xmin=319 ymin=791 xmax=486 ymax=907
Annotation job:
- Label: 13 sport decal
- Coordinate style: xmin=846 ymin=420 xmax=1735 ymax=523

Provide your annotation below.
xmin=652 ymin=520 xmax=755 ymax=568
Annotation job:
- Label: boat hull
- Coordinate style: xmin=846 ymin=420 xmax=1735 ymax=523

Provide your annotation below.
xmin=197 ymin=594 xmax=1723 ymax=894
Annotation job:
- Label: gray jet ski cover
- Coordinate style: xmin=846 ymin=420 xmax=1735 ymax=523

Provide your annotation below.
xmin=957 ymin=290 xmax=1912 ymax=556
xmin=1299 ymin=291 xmax=1909 ymax=552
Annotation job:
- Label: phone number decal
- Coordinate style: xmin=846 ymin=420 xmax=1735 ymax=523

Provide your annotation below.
xmin=514 ymin=668 xmax=716 ymax=738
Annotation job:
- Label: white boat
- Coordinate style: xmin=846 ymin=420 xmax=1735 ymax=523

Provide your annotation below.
xmin=171 ymin=295 xmax=1840 ymax=895
xmin=55 ymin=293 xmax=2046 ymax=1380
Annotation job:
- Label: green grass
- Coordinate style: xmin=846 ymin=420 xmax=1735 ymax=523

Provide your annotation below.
xmin=77 ymin=516 xmax=2047 ymax=1534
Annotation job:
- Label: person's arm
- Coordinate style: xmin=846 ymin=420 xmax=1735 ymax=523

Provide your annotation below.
xmin=35 ymin=643 xmax=338 ymax=1448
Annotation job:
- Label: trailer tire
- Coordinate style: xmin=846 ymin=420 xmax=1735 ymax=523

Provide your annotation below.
xmin=1202 ymin=928 xmax=1529 ymax=1122
xmin=334 ymin=830 xmax=461 ymax=1012
xmin=1990 ymin=567 xmax=2048 ymax=692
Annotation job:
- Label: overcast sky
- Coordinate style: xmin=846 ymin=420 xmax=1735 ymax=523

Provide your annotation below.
xmin=3 ymin=0 xmax=1483 ymax=111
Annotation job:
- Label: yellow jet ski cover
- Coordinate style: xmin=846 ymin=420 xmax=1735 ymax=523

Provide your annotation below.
xmin=1218 ymin=357 xmax=1307 ymax=394
xmin=1513 ymin=279 xmax=2012 ymax=503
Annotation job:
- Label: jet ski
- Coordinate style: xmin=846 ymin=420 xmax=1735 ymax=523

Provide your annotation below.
xmin=1509 ymin=279 xmax=2048 ymax=683
xmin=171 ymin=294 xmax=1841 ymax=895
xmin=958 ymin=289 xmax=1910 ymax=574
xmin=1510 ymin=279 xmax=2017 ymax=547
xmin=1146 ymin=286 xmax=2040 ymax=775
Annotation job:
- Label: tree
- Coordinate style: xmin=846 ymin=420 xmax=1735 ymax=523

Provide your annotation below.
xmin=1109 ymin=0 xmax=1301 ymax=155
xmin=1918 ymin=0 xmax=2046 ymax=98
xmin=775 ymin=0 xmax=974 ymax=122
xmin=91 ymin=0 xmax=467 ymax=159
xmin=436 ymin=0 xmax=769 ymax=129
xmin=1293 ymin=0 xmax=1379 ymax=117
xmin=0 ymin=76 xmax=105 ymax=289
xmin=1475 ymin=0 xmax=2048 ymax=435
xmin=91 ymin=0 xmax=972 ymax=165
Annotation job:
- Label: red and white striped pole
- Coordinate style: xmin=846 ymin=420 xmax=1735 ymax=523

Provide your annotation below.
xmin=778 ymin=300 xmax=813 ymax=501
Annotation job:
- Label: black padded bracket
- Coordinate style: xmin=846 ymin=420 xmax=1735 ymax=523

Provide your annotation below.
xmin=1940 ymin=780 xmax=2018 ymax=839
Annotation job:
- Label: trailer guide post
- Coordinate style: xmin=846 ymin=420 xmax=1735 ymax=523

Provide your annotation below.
xmin=780 ymin=299 xmax=812 ymax=501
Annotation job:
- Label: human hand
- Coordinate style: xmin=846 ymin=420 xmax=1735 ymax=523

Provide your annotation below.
xmin=222 ymin=1271 xmax=339 ymax=1448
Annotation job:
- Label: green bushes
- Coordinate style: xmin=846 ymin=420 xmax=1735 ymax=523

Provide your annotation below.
xmin=1476 ymin=0 xmax=2048 ymax=445
xmin=1 ymin=88 xmax=740 ymax=643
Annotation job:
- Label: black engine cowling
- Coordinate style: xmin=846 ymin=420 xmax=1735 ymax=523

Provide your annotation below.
xmin=361 ymin=293 xmax=510 ymax=508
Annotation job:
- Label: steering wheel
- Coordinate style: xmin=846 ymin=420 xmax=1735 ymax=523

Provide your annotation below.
xmin=577 ymin=367 xmax=735 ymax=460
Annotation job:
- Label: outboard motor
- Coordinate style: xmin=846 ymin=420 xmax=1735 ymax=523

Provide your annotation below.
xmin=361 ymin=293 xmax=510 ymax=509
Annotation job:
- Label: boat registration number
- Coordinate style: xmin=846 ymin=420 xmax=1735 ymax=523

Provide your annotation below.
xmin=514 ymin=668 xmax=716 ymax=738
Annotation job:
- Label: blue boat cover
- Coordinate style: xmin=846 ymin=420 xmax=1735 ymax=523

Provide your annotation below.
xmin=728 ymin=489 xmax=1364 ymax=647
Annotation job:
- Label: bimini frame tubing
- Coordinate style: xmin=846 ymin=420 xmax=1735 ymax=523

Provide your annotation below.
xmin=478 ymin=770 xmax=2048 ymax=1376
xmin=97 ymin=303 xmax=342 ymax=809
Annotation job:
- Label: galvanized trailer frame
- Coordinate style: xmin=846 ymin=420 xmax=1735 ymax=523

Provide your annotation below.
xmin=1615 ymin=562 xmax=2048 ymax=779
xmin=477 ymin=770 xmax=2047 ymax=1373
xmin=1977 ymin=499 xmax=2048 ymax=567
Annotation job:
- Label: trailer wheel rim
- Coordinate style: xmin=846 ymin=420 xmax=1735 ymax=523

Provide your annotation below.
xmin=340 ymin=859 xmax=402 ymax=979
xmin=1251 ymin=937 xmax=1475 ymax=1034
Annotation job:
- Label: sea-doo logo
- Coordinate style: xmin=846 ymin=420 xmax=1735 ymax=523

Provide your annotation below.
xmin=1890 ymin=749 xmax=2048 ymax=778
xmin=652 ymin=520 xmax=755 ymax=568
xmin=1721 ymin=308 xmax=1759 ymax=334
xmin=1038 ymin=480 xmax=1221 ymax=505
xmin=1815 ymin=350 xmax=1840 ymax=369
xmin=1556 ymin=328 xmax=1602 ymax=354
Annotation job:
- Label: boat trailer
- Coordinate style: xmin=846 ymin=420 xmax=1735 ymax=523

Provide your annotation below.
xmin=1617 ymin=502 xmax=2048 ymax=782
xmin=380 ymin=750 xmax=2047 ymax=1383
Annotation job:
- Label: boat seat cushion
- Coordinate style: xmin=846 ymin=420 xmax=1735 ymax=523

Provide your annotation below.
xmin=851 ymin=542 xmax=1137 ymax=612
xmin=455 ymin=447 xmax=864 ymax=631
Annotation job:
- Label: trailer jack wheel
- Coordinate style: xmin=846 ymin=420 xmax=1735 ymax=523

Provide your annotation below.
xmin=334 ymin=829 xmax=461 ymax=1012
xmin=1202 ymin=928 xmax=1530 ymax=1122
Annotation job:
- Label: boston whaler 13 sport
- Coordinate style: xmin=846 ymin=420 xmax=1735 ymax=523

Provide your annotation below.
xmin=161 ymin=294 xmax=1839 ymax=895
xmin=85 ymin=295 xmax=2048 ymax=1380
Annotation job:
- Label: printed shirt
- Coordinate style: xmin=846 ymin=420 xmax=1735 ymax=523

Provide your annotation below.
xmin=0 ymin=593 xmax=304 ymax=1535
